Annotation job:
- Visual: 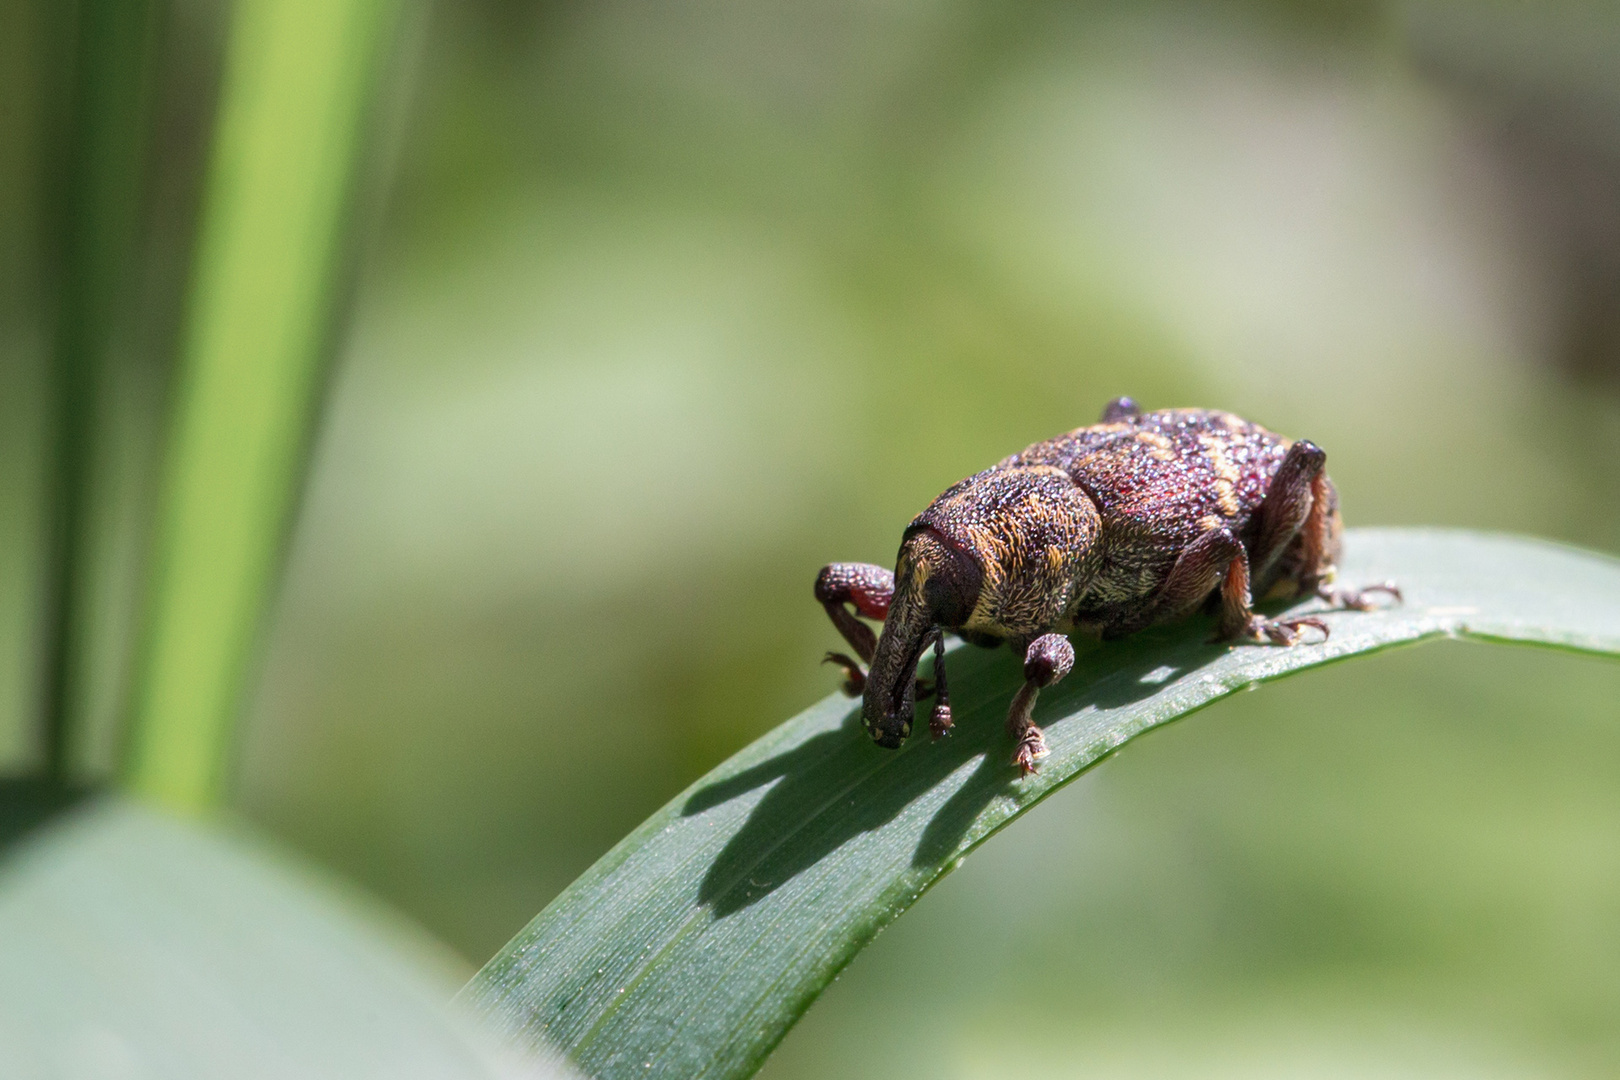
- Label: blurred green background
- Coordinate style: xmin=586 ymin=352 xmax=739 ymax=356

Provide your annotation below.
xmin=6 ymin=0 xmax=1620 ymax=1076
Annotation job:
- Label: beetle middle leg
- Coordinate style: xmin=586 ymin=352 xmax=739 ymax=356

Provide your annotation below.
xmin=1007 ymin=633 xmax=1074 ymax=775
xmin=1100 ymin=526 xmax=1246 ymax=639
xmin=815 ymin=562 xmax=893 ymax=695
xmin=1139 ymin=524 xmax=1327 ymax=645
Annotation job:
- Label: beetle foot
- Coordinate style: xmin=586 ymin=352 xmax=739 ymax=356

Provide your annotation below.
xmin=1317 ymin=580 xmax=1401 ymax=611
xmin=1013 ymin=726 xmax=1048 ymax=775
xmin=1241 ymin=615 xmax=1330 ymax=646
xmin=823 ymin=652 xmax=866 ymax=696
xmin=930 ymin=702 xmax=953 ymax=740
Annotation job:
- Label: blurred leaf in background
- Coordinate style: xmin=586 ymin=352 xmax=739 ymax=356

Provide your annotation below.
xmin=461 ymin=531 xmax=1620 ymax=1080
xmin=0 ymin=0 xmax=580 ymax=1073
xmin=0 ymin=791 xmax=546 ymax=1079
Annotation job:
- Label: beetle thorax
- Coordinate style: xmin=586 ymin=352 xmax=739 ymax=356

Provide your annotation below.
xmin=909 ymin=465 xmax=1101 ymax=641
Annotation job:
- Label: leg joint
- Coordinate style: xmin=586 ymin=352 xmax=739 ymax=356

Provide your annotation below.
xmin=814 ymin=562 xmax=893 ymax=620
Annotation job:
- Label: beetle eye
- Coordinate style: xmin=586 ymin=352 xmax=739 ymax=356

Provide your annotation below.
xmin=924 ymin=566 xmax=972 ymax=626
xmin=908 ymin=528 xmax=981 ymax=628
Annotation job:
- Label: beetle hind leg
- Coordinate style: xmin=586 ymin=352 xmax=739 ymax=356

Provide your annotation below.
xmin=1250 ymin=440 xmax=1326 ymax=589
xmin=1218 ymin=545 xmax=1330 ymax=646
xmin=1317 ymin=579 xmax=1402 ymax=611
xmin=1254 ymin=442 xmax=1400 ymax=617
xmin=815 ymin=562 xmax=894 ymax=695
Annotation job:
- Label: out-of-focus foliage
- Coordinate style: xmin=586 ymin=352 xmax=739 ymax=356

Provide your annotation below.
xmin=127 ymin=0 xmax=402 ymax=811
xmin=0 ymin=790 xmax=548 ymax=1080
xmin=0 ymin=0 xmax=585 ymax=1074
xmin=237 ymin=0 xmax=1620 ymax=945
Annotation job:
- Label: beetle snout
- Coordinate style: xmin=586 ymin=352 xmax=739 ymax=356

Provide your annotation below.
xmin=861 ymin=631 xmax=920 ymax=749
xmin=866 ymin=712 xmax=912 ymax=749
xmin=861 ymin=571 xmax=932 ymax=750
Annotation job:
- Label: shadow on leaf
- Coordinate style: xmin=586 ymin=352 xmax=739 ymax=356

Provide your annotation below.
xmin=684 ymin=625 xmax=1228 ymax=916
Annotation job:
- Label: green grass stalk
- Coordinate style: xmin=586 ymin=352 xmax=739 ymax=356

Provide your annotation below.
xmin=125 ymin=0 xmax=399 ymax=812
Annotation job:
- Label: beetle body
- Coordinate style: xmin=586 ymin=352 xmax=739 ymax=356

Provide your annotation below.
xmin=816 ymin=399 xmax=1395 ymax=774
xmin=927 ymin=407 xmax=1334 ymax=642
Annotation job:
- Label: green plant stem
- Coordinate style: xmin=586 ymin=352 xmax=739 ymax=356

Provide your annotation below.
xmin=39 ymin=0 xmax=158 ymax=780
xmin=462 ymin=529 xmax=1620 ymax=1080
xmin=124 ymin=0 xmax=399 ymax=813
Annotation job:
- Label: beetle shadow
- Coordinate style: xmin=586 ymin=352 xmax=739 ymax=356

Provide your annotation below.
xmin=685 ymin=623 xmax=1232 ymax=918
xmin=909 ymin=626 xmax=1230 ymax=868
xmin=683 ymin=701 xmax=990 ymax=917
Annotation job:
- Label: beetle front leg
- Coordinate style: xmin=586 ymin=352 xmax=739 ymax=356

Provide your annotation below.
xmin=814 ymin=562 xmax=894 ymax=695
xmin=1007 ymin=633 xmax=1074 ymax=775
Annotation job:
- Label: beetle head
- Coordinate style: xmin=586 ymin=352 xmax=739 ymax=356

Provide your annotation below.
xmin=860 ymin=528 xmax=980 ymax=747
xmin=861 ymin=465 xmax=1099 ymax=748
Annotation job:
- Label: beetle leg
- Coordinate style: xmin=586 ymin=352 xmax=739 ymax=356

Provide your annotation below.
xmin=1317 ymin=580 xmax=1402 ymax=611
xmin=815 ymin=562 xmax=894 ymax=696
xmin=1008 ymin=633 xmax=1074 ymax=775
xmin=1217 ymin=544 xmax=1330 ymax=646
xmin=1102 ymin=526 xmax=1242 ymax=639
xmin=821 ymin=652 xmax=866 ymax=696
xmin=1288 ymin=467 xmax=1401 ymax=612
xmin=1100 ymin=396 xmax=1141 ymax=422
xmin=928 ymin=632 xmax=953 ymax=740
xmin=1250 ymin=439 xmax=1326 ymax=589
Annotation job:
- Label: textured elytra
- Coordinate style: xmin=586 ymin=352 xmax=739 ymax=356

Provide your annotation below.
xmin=936 ymin=408 xmax=1332 ymax=639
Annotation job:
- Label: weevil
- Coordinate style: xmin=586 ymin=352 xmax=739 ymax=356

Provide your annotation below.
xmin=815 ymin=399 xmax=1399 ymax=774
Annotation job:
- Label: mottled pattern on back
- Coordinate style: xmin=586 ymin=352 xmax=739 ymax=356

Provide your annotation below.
xmin=1006 ymin=409 xmax=1294 ymax=614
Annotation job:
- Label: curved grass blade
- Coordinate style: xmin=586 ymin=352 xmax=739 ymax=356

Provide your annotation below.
xmin=462 ymin=528 xmax=1620 ymax=1080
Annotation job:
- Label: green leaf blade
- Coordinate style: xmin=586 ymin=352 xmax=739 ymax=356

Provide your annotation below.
xmin=0 ymin=795 xmax=551 ymax=1079
xmin=126 ymin=0 xmax=400 ymax=812
xmin=463 ymin=528 xmax=1620 ymax=1080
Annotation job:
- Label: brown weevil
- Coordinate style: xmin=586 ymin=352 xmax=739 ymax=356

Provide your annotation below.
xmin=815 ymin=399 xmax=1399 ymax=775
